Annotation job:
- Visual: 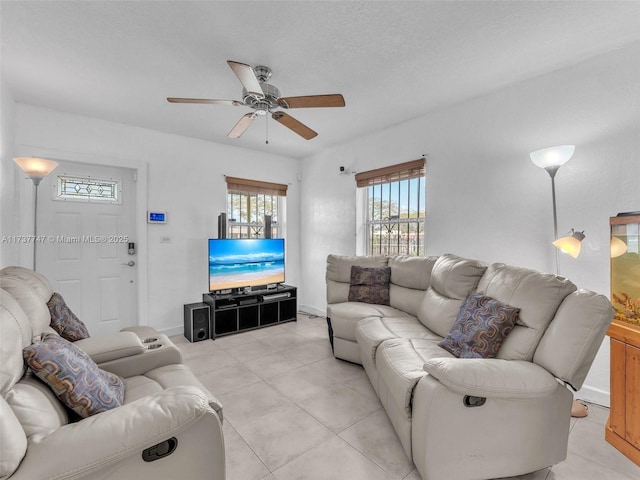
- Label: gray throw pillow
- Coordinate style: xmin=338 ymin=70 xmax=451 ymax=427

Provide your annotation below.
xmin=348 ymin=265 xmax=391 ymax=305
xmin=47 ymin=292 xmax=90 ymax=342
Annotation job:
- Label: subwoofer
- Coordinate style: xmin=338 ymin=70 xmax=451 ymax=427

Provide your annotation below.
xmin=184 ymin=303 xmax=210 ymax=342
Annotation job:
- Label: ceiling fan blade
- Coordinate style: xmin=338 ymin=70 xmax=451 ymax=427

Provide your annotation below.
xmin=228 ymin=113 xmax=257 ymax=139
xmin=167 ymin=97 xmax=244 ymax=106
xmin=277 ymin=94 xmax=345 ymax=109
xmin=227 ymin=60 xmax=264 ymax=98
xmin=272 ymin=112 xmax=317 ymax=140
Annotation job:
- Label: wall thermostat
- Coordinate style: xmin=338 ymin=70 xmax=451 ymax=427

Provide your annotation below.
xmin=147 ymin=211 xmax=167 ymax=223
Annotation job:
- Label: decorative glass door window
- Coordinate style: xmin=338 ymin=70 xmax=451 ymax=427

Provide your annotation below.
xmin=56 ymin=175 xmax=121 ymax=204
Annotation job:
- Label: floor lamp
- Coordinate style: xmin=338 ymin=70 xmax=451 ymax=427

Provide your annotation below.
xmin=529 ymin=145 xmax=585 ymax=273
xmin=530 ymin=145 xmax=588 ymax=418
xmin=13 ymin=157 xmax=59 ymax=271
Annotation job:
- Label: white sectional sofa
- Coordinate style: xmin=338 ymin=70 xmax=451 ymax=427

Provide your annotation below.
xmin=326 ymin=253 xmax=614 ymax=480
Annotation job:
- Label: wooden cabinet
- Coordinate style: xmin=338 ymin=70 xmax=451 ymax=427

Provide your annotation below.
xmin=607 ymin=214 xmax=640 ymax=465
xmin=606 ymin=320 xmax=640 ymax=466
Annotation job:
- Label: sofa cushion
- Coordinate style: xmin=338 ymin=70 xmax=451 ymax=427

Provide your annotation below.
xmin=348 ymin=265 xmax=391 ymax=305
xmin=376 ymin=337 xmax=455 ymax=419
xmin=3 ymin=374 xmax=70 ymax=438
xmin=0 ymin=266 xmax=54 ymax=302
xmin=388 ymin=255 xmax=438 ymax=316
xmin=0 ymin=396 xmax=26 ymax=479
xmin=438 ymin=294 xmax=519 ymax=359
xmin=47 ymin=292 xmax=90 ymax=342
xmin=123 ymin=375 xmax=164 ymax=403
xmin=389 ymin=255 xmax=438 ymax=290
xmin=328 ymin=302 xmax=414 ymax=342
xmin=356 ymin=316 xmax=442 ymax=364
xmin=125 ymin=367 xmax=222 ymax=417
xmin=0 ymin=277 xmax=51 ymax=342
xmin=476 ymin=263 xmax=577 ymax=361
xmin=23 ymin=333 xmax=125 ymax=418
xmin=0 ymin=288 xmax=32 ymax=394
xmin=417 ymin=254 xmax=487 ymax=337
xmin=534 ymin=290 xmax=614 ymax=390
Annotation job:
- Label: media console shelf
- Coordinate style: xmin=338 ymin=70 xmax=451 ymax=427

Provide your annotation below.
xmin=202 ymin=284 xmax=297 ymax=338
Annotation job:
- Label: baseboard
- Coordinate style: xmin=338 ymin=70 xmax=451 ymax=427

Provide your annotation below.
xmin=157 ymin=325 xmax=184 ymax=337
xmin=575 ymin=384 xmax=610 ymax=408
xmin=298 ymin=304 xmax=325 ymax=318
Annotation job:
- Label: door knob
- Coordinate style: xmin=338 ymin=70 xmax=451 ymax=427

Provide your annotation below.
xmin=122 ymin=260 xmax=136 ymax=267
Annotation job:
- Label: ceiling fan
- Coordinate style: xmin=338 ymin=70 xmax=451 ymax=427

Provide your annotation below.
xmin=167 ymin=60 xmax=345 ymax=141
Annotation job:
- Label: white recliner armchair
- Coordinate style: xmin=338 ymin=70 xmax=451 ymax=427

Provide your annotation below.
xmin=0 ymin=266 xmax=188 ymax=376
xmin=0 ymin=277 xmax=225 ymax=479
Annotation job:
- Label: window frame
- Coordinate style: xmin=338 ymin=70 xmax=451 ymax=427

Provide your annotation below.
xmin=225 ymin=176 xmax=287 ymax=239
xmin=356 ymin=159 xmax=426 ymax=256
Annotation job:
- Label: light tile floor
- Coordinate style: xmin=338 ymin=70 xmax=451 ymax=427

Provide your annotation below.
xmin=171 ymin=313 xmax=640 ymax=480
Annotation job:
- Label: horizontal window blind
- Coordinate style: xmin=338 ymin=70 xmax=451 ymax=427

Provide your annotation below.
xmin=355 ymin=158 xmax=425 ymax=188
xmin=225 ymin=176 xmax=287 ymax=196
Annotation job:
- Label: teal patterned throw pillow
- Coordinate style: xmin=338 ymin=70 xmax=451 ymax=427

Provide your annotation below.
xmin=47 ymin=292 xmax=90 ymax=342
xmin=23 ymin=334 xmax=125 ymax=418
xmin=439 ymin=293 xmax=519 ymax=358
xmin=348 ymin=266 xmax=391 ymax=305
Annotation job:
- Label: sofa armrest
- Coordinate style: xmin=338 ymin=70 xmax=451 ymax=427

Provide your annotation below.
xmin=97 ymin=334 xmax=183 ymax=377
xmin=74 ymin=331 xmax=145 ymax=363
xmin=10 ymin=386 xmax=222 ymax=480
xmin=423 ymin=357 xmax=559 ymax=399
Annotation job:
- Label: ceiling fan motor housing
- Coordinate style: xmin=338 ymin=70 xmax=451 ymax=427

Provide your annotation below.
xmin=243 ymin=82 xmax=281 ymax=113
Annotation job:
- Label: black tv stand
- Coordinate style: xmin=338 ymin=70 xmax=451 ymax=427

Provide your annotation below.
xmin=202 ymin=284 xmax=297 ymax=338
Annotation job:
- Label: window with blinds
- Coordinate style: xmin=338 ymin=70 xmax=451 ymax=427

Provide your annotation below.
xmin=225 ymin=176 xmax=287 ymax=239
xmin=356 ymin=159 xmax=426 ymax=256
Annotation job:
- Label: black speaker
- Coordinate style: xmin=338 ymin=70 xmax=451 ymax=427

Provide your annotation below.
xmin=184 ymin=303 xmax=210 ymax=342
xmin=264 ymin=214 xmax=272 ymax=239
xmin=217 ymin=213 xmax=227 ymax=239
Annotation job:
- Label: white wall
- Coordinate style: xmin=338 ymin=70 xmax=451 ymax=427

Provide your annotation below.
xmin=10 ymin=104 xmax=301 ymax=333
xmin=0 ymin=78 xmax=19 ymax=266
xmin=299 ymin=42 xmax=640 ymax=405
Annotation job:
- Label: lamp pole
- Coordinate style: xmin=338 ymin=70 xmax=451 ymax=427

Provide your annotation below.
xmin=545 ymin=165 xmax=561 ymax=274
xmin=31 ymin=177 xmax=43 ymax=271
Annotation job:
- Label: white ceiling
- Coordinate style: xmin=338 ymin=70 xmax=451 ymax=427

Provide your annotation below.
xmin=3 ymin=1 xmax=640 ymax=159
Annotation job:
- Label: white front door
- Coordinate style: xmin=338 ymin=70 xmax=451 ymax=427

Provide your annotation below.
xmin=37 ymin=160 xmax=138 ymax=336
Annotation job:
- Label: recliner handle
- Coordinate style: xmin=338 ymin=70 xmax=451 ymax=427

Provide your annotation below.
xmin=142 ymin=437 xmax=178 ymax=462
xmin=463 ymin=395 xmax=486 ymax=407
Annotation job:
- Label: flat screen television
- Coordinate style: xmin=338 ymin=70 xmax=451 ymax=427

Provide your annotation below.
xmin=208 ymin=238 xmax=285 ymax=292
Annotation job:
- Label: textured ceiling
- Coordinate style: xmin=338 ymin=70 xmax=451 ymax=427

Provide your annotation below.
xmin=3 ymin=1 xmax=640 ymax=159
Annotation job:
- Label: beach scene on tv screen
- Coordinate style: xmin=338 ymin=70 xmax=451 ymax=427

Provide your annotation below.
xmin=209 ymin=239 xmax=285 ymax=291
